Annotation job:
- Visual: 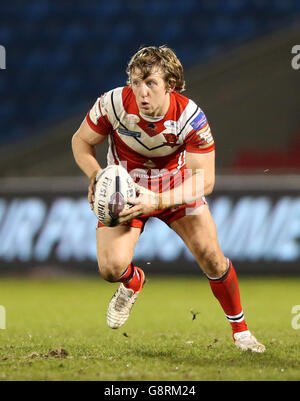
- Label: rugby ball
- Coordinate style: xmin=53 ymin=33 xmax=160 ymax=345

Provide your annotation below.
xmin=93 ymin=165 xmax=136 ymax=226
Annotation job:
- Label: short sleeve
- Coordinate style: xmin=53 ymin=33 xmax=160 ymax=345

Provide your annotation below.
xmin=185 ymin=110 xmax=215 ymax=153
xmin=86 ymin=95 xmax=112 ymax=135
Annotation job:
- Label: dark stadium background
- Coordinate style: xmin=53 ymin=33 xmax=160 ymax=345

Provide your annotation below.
xmin=0 ymin=0 xmax=300 ymax=277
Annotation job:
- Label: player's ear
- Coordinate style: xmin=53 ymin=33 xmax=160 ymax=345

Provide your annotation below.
xmin=166 ymin=79 xmax=176 ymax=93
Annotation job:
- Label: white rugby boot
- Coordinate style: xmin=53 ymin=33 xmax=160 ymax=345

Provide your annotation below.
xmin=107 ymin=268 xmax=145 ymax=329
xmin=234 ymin=330 xmax=266 ymax=353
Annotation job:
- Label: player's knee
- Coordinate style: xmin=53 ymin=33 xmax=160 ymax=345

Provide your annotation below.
xmin=98 ymin=256 xmax=130 ymax=282
xmin=195 ymin=246 xmax=227 ymax=278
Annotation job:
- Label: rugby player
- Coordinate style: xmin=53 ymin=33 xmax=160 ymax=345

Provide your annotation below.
xmin=72 ymin=46 xmax=265 ymax=352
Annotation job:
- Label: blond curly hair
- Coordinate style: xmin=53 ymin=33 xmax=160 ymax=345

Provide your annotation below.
xmin=126 ymin=45 xmax=185 ymax=92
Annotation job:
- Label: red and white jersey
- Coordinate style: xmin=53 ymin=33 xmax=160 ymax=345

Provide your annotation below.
xmin=86 ymin=86 xmax=214 ymax=191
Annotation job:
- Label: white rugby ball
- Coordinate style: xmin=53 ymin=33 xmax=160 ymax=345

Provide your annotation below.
xmin=93 ymin=165 xmax=136 ymax=226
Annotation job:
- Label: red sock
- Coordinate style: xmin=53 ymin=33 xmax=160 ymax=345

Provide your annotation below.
xmin=117 ymin=264 xmax=142 ymax=293
xmin=117 ymin=263 xmax=135 ymax=283
xmin=208 ymin=260 xmax=248 ymax=335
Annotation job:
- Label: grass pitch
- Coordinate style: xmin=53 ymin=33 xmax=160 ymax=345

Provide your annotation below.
xmin=0 ymin=275 xmax=299 ymax=381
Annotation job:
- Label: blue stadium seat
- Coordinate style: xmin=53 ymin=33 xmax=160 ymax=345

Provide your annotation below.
xmin=22 ymin=0 xmax=50 ymax=21
xmin=61 ymin=24 xmax=86 ymax=45
xmin=109 ymin=22 xmax=135 ymax=43
xmin=0 ymin=26 xmax=14 ymax=45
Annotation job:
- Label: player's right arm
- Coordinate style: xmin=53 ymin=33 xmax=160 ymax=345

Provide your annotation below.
xmin=72 ymin=118 xmax=107 ymax=208
xmin=72 ymin=94 xmax=114 ymax=207
xmin=72 ymin=118 xmax=106 ymax=180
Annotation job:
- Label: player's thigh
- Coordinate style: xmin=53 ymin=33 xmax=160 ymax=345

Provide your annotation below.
xmin=96 ymin=225 xmax=142 ymax=279
xmin=170 ymin=205 xmax=227 ymax=275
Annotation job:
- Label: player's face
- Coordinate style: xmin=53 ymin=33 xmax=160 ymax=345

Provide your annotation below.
xmin=130 ymin=68 xmax=172 ymax=117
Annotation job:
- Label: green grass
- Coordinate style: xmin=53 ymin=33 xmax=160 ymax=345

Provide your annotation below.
xmin=0 ymin=275 xmax=300 ymax=381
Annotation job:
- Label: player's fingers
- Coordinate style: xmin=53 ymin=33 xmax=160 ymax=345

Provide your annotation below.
xmin=118 ymin=211 xmax=141 ymax=224
xmin=126 ymin=197 xmax=139 ymax=206
xmin=119 ymin=204 xmax=140 ymax=217
xmin=88 ymin=184 xmax=95 ymax=209
xmin=119 ymin=205 xmax=143 ymax=221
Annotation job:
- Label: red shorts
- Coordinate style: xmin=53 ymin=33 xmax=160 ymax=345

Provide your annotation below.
xmin=97 ymin=197 xmax=207 ymax=231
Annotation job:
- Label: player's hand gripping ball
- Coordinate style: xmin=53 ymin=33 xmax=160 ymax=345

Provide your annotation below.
xmin=92 ymin=165 xmax=136 ymax=226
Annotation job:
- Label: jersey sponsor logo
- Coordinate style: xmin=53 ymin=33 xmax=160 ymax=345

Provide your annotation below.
xmin=164 ymin=120 xmax=177 ymax=133
xmin=118 ymin=128 xmax=141 ymax=138
xmin=190 ymin=111 xmax=206 ymax=131
xmin=163 ymin=133 xmax=179 ymax=148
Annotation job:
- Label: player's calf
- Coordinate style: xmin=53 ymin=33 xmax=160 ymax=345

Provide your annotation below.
xmin=207 ymin=259 xmax=266 ymax=352
xmin=208 ymin=259 xmax=248 ymax=334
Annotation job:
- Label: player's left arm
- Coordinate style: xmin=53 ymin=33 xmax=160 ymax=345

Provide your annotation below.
xmin=154 ymin=150 xmax=215 ymax=210
xmin=185 ymin=149 xmax=215 ymax=196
